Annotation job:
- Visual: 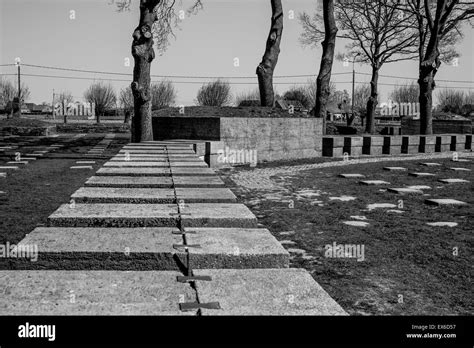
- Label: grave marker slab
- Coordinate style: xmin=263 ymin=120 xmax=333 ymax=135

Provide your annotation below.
xmin=195 ymin=269 xmax=347 ymax=315
xmin=409 ymin=172 xmax=435 ymax=177
xmin=338 ymin=173 xmax=365 ymax=178
xmin=449 ymin=167 xmax=471 ymax=172
xmin=360 ymin=180 xmax=390 ymax=185
xmin=438 ymin=178 xmax=470 ymax=184
xmin=426 ymin=222 xmax=458 ymax=227
xmin=388 ymin=187 xmax=423 ymax=194
xmin=424 ymin=199 xmax=467 ymax=206
xmin=383 ymin=167 xmax=407 ymax=171
xmin=71 ymin=166 xmax=93 ymax=170
xmin=367 ymin=203 xmax=397 ymax=210
xmin=343 ymin=221 xmax=369 ymax=227
xmin=420 ymin=162 xmax=441 ymax=167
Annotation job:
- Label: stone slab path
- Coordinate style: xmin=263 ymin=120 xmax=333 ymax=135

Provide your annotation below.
xmin=0 ymin=141 xmax=346 ymax=315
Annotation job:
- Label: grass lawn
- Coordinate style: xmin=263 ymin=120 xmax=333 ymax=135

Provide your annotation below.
xmin=221 ymin=156 xmax=473 ymax=315
xmin=0 ymin=135 xmax=128 ymax=259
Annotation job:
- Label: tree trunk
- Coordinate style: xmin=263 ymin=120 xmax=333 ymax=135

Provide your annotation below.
xmin=418 ymin=67 xmax=435 ymax=135
xmin=312 ymin=0 xmax=337 ymax=136
xmin=256 ymin=0 xmax=283 ymax=107
xmin=365 ymin=66 xmax=379 ymax=134
xmin=131 ymin=0 xmax=160 ymax=142
xmin=418 ymin=50 xmax=440 ymax=135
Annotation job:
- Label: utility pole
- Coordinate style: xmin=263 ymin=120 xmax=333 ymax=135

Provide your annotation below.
xmin=15 ymin=57 xmax=21 ymax=117
xmin=351 ymin=53 xmax=360 ymax=126
xmin=52 ymin=89 xmax=55 ymax=120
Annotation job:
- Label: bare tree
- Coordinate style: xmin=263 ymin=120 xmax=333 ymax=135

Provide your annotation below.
xmin=234 ymin=88 xmax=261 ymax=106
xmin=437 ymin=88 xmax=472 ymax=114
xmin=257 ymin=0 xmax=283 ymax=107
xmin=84 ymin=82 xmax=117 ymax=123
xmin=353 ymin=84 xmax=371 ymax=125
xmin=196 ymin=80 xmax=232 ymax=106
xmin=404 ymin=0 xmax=474 ymax=134
xmin=151 ymin=80 xmax=176 ymax=109
xmin=283 ymin=86 xmax=312 ymax=109
xmin=0 ymin=78 xmax=30 ymax=117
xmin=299 ymin=0 xmax=337 ymax=134
xmin=58 ymin=91 xmax=74 ymax=104
xmin=336 ymin=1 xmax=419 ymax=133
xmin=115 ymin=0 xmax=202 ymax=142
xmin=390 ymin=82 xmax=419 ymax=104
xmin=119 ymin=86 xmax=134 ymax=123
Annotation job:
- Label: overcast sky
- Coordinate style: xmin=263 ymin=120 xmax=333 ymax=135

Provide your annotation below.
xmin=1 ymin=0 xmax=473 ymax=106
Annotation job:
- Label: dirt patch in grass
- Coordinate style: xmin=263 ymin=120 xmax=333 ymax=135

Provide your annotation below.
xmin=221 ymin=157 xmax=473 ymax=315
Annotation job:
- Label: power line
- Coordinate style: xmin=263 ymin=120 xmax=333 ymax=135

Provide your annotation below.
xmin=18 ymin=63 xmax=349 ymax=79
xmin=356 ymin=71 xmax=474 ymax=84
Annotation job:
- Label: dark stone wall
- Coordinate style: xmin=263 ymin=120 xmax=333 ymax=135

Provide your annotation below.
xmin=401 ymin=118 xmax=472 ymax=134
xmin=152 ymin=117 xmax=220 ymax=140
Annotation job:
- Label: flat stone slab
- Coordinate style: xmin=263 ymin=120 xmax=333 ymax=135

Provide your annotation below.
xmin=343 ymin=221 xmax=369 ymax=227
xmin=452 ymin=158 xmax=470 ymax=162
xmin=329 ymin=196 xmax=357 ymax=201
xmin=359 ymin=180 xmax=390 ymax=185
xmin=17 ymin=227 xmax=179 ymax=270
xmin=383 ymin=167 xmax=407 ymax=171
xmin=424 ymin=199 xmax=467 ymax=206
xmin=173 ymin=176 xmax=225 ymax=187
xmin=71 ymin=187 xmax=176 ymax=203
xmin=103 ymin=161 xmax=207 ymax=168
xmin=406 ymin=185 xmax=431 ymax=190
xmin=48 ymin=204 xmax=179 ymax=227
xmin=85 ymin=176 xmax=174 ymax=188
xmin=449 ymin=167 xmax=471 ymax=171
xmin=426 ymin=222 xmax=458 ymax=227
xmin=183 ymin=228 xmax=289 ymax=268
xmin=19 ymin=157 xmax=36 ymax=160
xmin=0 ymin=173 xmax=6 ymax=178
xmin=96 ymin=167 xmax=171 ymax=176
xmin=0 ymin=270 xmax=195 ymax=315
xmin=438 ymin=178 xmax=470 ymax=184
xmin=76 ymin=161 xmax=96 ymax=164
xmin=175 ymin=188 xmax=237 ymax=203
xmin=367 ymin=203 xmax=397 ymax=210
xmin=71 ymin=187 xmax=236 ymax=203
xmin=170 ymin=167 xmax=217 ymax=176
xmin=338 ymin=174 xmax=365 ymax=178
xmin=420 ymin=162 xmax=441 ymax=166
xmin=387 ymin=187 xmax=423 ymax=194
xmin=180 ymin=204 xmax=258 ymax=228
xmin=0 ymin=166 xmax=19 ymax=170
xmin=115 ymin=153 xmax=195 ymax=158
xmin=409 ymin=172 xmax=436 ymax=177
xmin=195 ymin=268 xmax=347 ymax=315
xmin=7 ymin=161 xmax=28 ymax=164
xmin=111 ymin=156 xmax=200 ymax=162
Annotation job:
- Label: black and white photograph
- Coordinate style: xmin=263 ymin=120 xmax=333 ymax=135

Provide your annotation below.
xmin=0 ymin=0 xmax=472 ymax=346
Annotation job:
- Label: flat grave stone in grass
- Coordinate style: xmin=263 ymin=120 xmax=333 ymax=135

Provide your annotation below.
xmin=338 ymin=173 xmax=365 ymax=178
xmin=0 ymin=166 xmax=19 ymax=170
xmin=406 ymin=185 xmax=431 ymax=190
xmin=387 ymin=187 xmax=423 ymax=194
xmin=329 ymin=196 xmax=357 ymax=201
xmin=424 ymin=198 xmax=467 ymax=206
xmin=449 ymin=167 xmax=471 ymax=172
xmin=20 ymin=157 xmax=36 ymax=161
xmin=7 ymin=161 xmax=28 ymax=165
xmin=452 ymin=158 xmax=470 ymax=162
xmin=359 ymin=180 xmax=390 ymax=185
xmin=34 ymin=151 xmax=49 ymax=154
xmin=25 ymin=153 xmax=43 ymax=157
xmin=409 ymin=172 xmax=436 ymax=177
xmin=76 ymin=161 xmax=96 ymax=164
xmin=343 ymin=221 xmax=369 ymax=227
xmin=366 ymin=203 xmax=397 ymax=210
xmin=0 ymin=173 xmax=6 ymax=178
xmin=387 ymin=209 xmax=404 ymax=213
xmin=420 ymin=162 xmax=442 ymax=167
xmin=383 ymin=167 xmax=407 ymax=171
xmin=426 ymin=222 xmax=458 ymax=227
xmin=438 ymin=178 xmax=470 ymax=184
